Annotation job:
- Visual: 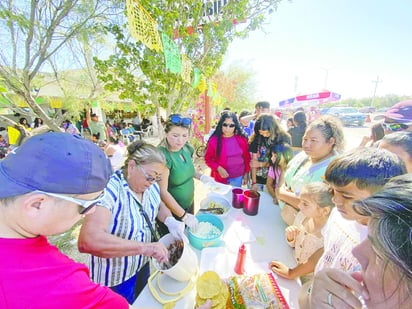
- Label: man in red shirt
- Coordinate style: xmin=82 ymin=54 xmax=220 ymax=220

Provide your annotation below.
xmin=0 ymin=132 xmax=129 ymax=309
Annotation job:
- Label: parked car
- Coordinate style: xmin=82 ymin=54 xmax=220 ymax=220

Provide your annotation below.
xmin=359 ymin=106 xmax=376 ymax=113
xmin=326 ymin=106 xmax=366 ymax=126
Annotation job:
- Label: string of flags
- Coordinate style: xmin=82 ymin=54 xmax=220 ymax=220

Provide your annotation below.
xmin=126 ymin=0 xmax=225 ymax=104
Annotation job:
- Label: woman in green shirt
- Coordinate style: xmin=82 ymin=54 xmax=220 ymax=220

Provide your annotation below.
xmin=157 ymin=114 xmax=199 ymax=236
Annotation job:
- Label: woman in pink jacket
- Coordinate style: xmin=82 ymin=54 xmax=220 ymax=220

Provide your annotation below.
xmin=204 ymin=112 xmax=251 ymax=186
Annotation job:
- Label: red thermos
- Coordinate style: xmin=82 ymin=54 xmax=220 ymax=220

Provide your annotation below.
xmin=234 ymin=244 xmax=246 ymax=274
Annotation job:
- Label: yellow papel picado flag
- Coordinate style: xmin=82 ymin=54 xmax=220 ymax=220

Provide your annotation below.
xmin=126 ymin=0 xmax=163 ymax=52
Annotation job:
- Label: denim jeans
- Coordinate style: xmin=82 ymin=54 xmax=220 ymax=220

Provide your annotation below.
xmin=228 ymin=175 xmax=243 ymax=187
xmin=109 ymin=262 xmax=150 ymax=304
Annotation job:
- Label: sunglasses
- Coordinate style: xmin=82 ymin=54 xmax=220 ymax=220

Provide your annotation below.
xmin=33 ymin=190 xmax=104 ymax=214
xmin=170 ymin=114 xmax=192 ymax=127
xmin=382 ymin=122 xmax=409 ymax=132
xmin=138 ymin=165 xmax=162 ymax=183
xmin=222 ymin=123 xmax=235 ymax=128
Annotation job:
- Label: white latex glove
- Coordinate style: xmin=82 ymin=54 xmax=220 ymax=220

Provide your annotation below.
xmin=164 ymin=216 xmax=185 ymax=239
xmin=183 ymin=213 xmax=199 ymax=230
xmin=200 ymin=174 xmax=214 ymax=184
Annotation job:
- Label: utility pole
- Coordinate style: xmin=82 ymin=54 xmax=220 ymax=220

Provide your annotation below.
xmin=294 ymin=76 xmax=299 ymax=94
xmin=320 ymin=66 xmax=334 ymax=89
xmin=371 ymin=75 xmax=382 ymax=108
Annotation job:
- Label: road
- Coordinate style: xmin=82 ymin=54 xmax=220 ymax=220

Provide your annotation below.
xmin=343 ymin=124 xmax=371 ymax=150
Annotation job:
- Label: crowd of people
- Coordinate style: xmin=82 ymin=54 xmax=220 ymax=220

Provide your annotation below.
xmin=0 ymin=99 xmax=411 ymax=308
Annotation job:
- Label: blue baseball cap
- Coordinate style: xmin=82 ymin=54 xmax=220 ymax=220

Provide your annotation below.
xmin=0 ymin=132 xmax=113 ymax=198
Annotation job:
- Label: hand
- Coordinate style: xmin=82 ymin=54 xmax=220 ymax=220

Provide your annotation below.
xmin=183 ymin=213 xmax=199 ymax=230
xmin=310 ymin=268 xmax=365 ymax=309
xmin=285 ymin=225 xmax=301 ymax=242
xmin=164 ymin=216 xmax=185 ymax=239
xmin=144 ymin=242 xmax=168 ymax=263
xmin=217 ymin=166 xmax=229 ymax=178
xmin=269 ymin=261 xmax=291 ymax=279
xmin=251 ymin=183 xmax=260 ymax=191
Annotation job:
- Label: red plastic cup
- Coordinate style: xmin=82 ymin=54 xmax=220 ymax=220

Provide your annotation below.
xmin=232 ymin=188 xmax=244 ymax=209
xmin=243 ymin=190 xmax=260 ymax=216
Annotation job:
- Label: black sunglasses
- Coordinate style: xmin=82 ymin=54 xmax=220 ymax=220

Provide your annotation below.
xmin=222 ymin=123 xmax=235 ymax=128
xmin=170 ymin=114 xmax=192 ymax=127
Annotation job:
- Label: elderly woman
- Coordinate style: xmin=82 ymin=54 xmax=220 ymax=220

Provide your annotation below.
xmin=157 ymin=114 xmax=199 ymax=236
xmin=204 ymin=111 xmax=251 ymax=187
xmin=309 ymin=174 xmax=412 ymax=309
xmin=278 ymin=115 xmax=345 ymax=225
xmin=78 ymin=140 xmax=185 ymax=304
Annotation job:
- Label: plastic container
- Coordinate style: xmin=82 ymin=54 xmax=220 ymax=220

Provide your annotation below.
xmin=187 ymin=213 xmax=224 ymax=250
xmin=152 ymin=233 xmax=198 ymax=282
xmin=199 ymin=194 xmax=231 ymax=217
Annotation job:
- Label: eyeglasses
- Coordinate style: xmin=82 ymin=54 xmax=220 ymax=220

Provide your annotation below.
xmin=170 ymin=114 xmax=192 ymax=127
xmin=33 ymin=190 xmax=104 ymax=214
xmin=222 ymin=123 xmax=235 ymax=128
xmin=382 ymin=122 xmax=409 ymax=132
xmin=138 ymin=165 xmax=162 ymax=183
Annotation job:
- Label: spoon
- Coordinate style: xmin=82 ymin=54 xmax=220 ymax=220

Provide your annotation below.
xmin=198 ymin=207 xmax=225 ymax=215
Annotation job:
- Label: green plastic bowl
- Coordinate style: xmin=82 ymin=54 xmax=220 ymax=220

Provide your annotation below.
xmin=187 ymin=213 xmax=224 ymax=250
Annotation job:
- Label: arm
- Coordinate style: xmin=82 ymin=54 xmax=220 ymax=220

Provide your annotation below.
xmin=250 ymin=153 xmax=259 ymax=185
xmin=204 ymin=138 xmax=220 ymax=172
xmin=358 ymin=135 xmax=372 ymax=148
xmin=277 ymin=184 xmax=301 ymax=209
xmin=85 ymin=106 xmax=91 ymax=123
xmin=78 ymin=206 xmax=168 ymax=263
xmin=266 ymin=175 xmax=278 ymax=204
xmin=156 ymin=200 xmax=174 ymax=222
xmin=240 ymin=113 xmax=256 ymax=124
xmin=269 ymin=248 xmax=324 ymax=280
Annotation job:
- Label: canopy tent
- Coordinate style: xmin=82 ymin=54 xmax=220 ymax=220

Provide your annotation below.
xmin=279 ymin=91 xmax=341 ymax=108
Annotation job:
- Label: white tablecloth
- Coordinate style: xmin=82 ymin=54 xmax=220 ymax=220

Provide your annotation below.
xmin=133 ymin=189 xmax=301 ymax=308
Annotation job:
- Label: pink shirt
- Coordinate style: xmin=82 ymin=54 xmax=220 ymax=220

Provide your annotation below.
xmin=0 ymin=236 xmax=128 ymax=309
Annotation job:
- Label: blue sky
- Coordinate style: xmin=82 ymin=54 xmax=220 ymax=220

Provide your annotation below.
xmin=222 ymin=0 xmax=412 ymax=106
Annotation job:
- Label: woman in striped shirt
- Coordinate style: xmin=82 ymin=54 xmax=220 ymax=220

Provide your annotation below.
xmin=78 ymin=140 xmax=185 ymax=304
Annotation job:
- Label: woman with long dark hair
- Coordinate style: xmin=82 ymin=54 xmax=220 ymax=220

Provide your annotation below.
xmin=204 ymin=112 xmax=251 ymax=187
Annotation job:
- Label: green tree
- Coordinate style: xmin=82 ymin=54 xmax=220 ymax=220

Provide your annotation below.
xmin=212 ymin=62 xmax=257 ymax=112
xmin=0 ymin=0 xmax=123 ymax=131
xmin=94 ymin=0 xmax=283 ymax=122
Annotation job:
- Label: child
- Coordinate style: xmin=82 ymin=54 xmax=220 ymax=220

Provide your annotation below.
xmin=266 ymin=143 xmax=293 ymax=204
xmin=298 ymin=147 xmax=406 ymax=309
xmin=269 ymin=182 xmax=334 ymax=284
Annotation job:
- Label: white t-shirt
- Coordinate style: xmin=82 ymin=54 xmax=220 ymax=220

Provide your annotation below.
xmin=315 ymin=208 xmax=368 ymax=273
xmin=108 ymin=144 xmax=126 ymax=171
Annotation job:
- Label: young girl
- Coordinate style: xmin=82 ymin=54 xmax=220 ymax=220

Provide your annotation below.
xmin=269 ymin=182 xmax=334 ymax=284
xmin=266 ymin=143 xmax=293 ymax=204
